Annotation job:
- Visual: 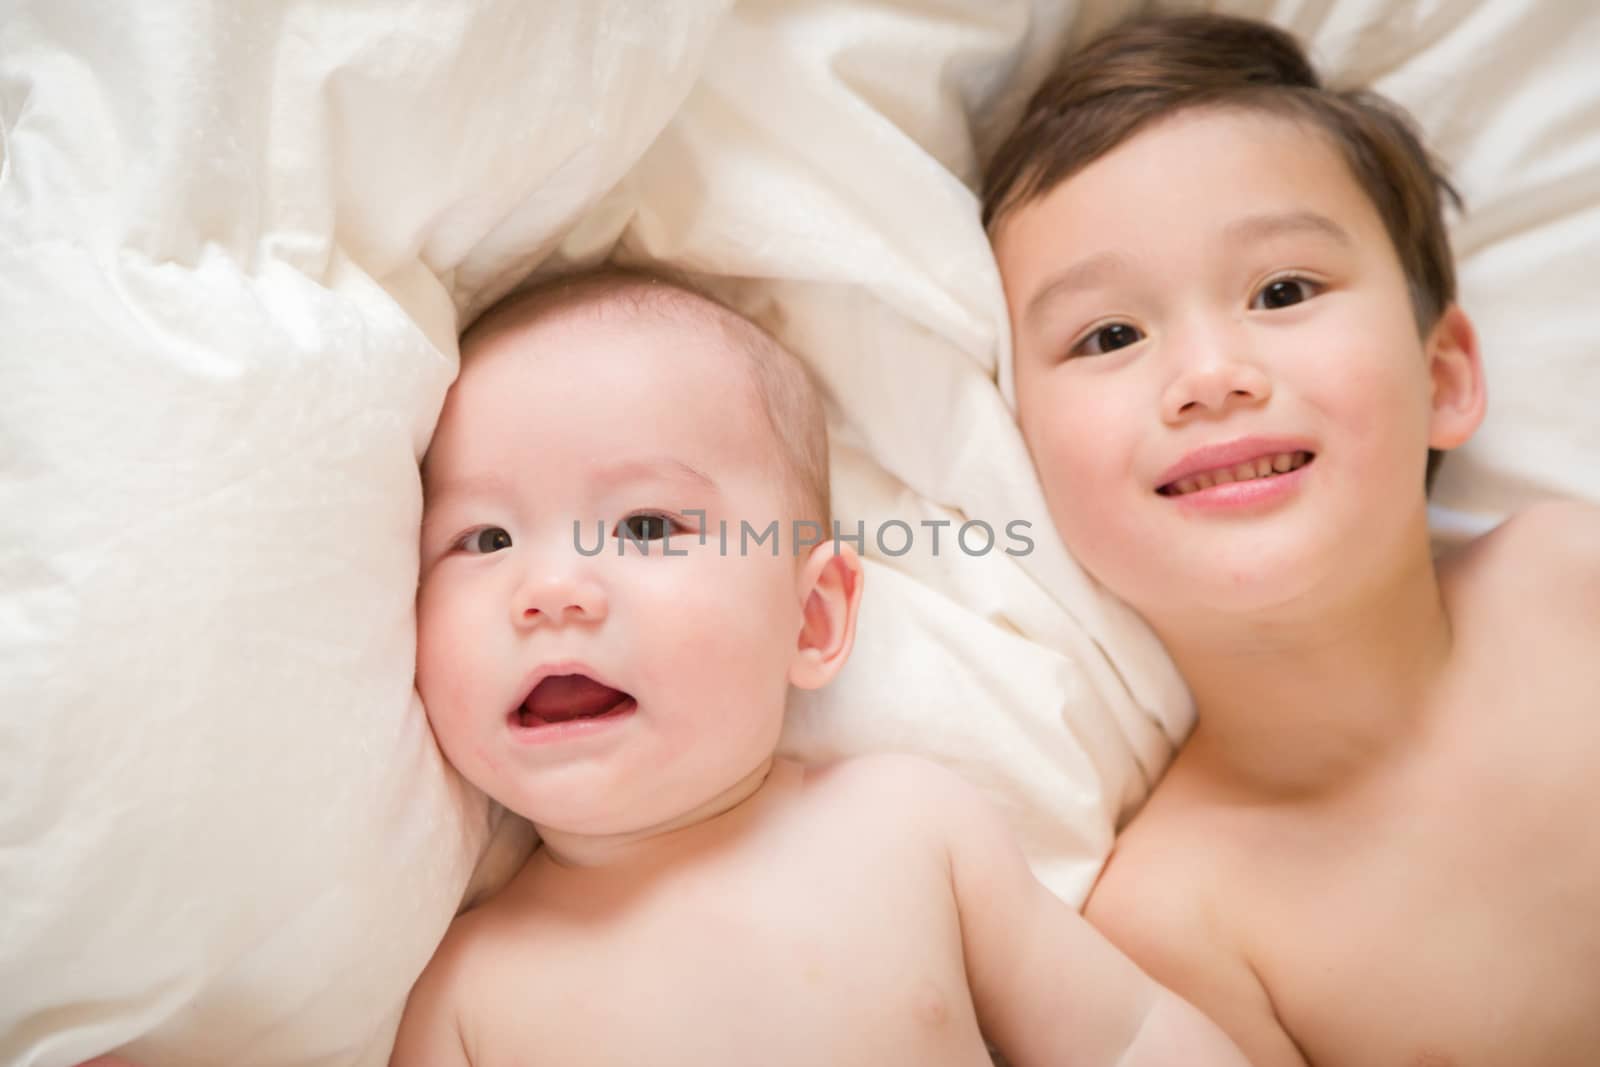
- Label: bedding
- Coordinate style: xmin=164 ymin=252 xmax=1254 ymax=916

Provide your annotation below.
xmin=2 ymin=0 xmax=1596 ymax=1064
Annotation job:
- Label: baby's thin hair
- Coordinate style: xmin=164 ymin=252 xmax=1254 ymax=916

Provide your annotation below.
xmin=460 ymin=268 xmax=831 ymax=527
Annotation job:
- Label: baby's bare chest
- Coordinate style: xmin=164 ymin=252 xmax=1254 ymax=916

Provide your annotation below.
xmin=1243 ymin=714 xmax=1600 ymax=1065
xmin=463 ymin=837 xmax=994 ymax=1067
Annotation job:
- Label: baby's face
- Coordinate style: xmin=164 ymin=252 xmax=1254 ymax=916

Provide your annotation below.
xmin=994 ymin=108 xmax=1454 ymax=623
xmin=417 ymin=307 xmax=807 ymax=837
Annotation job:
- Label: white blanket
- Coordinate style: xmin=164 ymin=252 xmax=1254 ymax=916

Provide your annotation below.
xmin=3 ymin=1 xmax=1596 ymax=1064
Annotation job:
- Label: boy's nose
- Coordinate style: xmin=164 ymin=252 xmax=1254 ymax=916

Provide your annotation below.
xmin=512 ymin=568 xmax=608 ymax=628
xmin=1160 ymin=345 xmax=1272 ymax=423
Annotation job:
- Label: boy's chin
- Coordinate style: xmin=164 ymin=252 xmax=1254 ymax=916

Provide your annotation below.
xmin=1103 ymin=545 xmax=1337 ymax=629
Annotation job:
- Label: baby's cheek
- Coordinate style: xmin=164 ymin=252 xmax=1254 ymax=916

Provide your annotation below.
xmin=653 ymin=574 xmax=788 ymax=686
xmin=413 ymin=612 xmax=452 ymax=702
xmin=414 ymin=602 xmax=481 ymax=724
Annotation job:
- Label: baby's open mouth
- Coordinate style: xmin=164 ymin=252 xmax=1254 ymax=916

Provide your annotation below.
xmin=515 ymin=674 xmax=635 ymax=728
xmin=1158 ymin=450 xmax=1314 ymax=497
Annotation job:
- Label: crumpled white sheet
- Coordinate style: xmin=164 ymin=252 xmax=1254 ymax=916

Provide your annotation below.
xmin=2 ymin=1 xmax=1596 ymax=1064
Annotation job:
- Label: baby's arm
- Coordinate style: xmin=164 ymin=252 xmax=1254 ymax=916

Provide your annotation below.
xmin=909 ymin=760 xmax=1249 ymax=1067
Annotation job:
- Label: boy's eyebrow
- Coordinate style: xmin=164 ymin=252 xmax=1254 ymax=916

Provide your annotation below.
xmin=1222 ymin=209 xmax=1354 ymax=247
xmin=1021 ymin=250 xmax=1132 ymax=326
xmin=1020 ymin=210 xmax=1354 ymax=327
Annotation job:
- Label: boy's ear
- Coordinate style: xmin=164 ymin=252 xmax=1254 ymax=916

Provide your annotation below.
xmin=788 ymin=540 xmax=864 ymax=691
xmin=1425 ymin=304 xmax=1487 ymax=450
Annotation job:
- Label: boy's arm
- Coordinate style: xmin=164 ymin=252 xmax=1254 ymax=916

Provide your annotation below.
xmin=388 ymin=931 xmax=474 ymax=1067
xmin=919 ymin=760 xmax=1253 ymax=1067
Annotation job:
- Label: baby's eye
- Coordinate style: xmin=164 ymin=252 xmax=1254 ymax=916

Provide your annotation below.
xmin=1252 ymin=277 xmax=1321 ymax=310
xmin=459 ymin=527 xmax=513 ymax=554
xmin=1072 ymin=322 xmax=1144 ymax=357
xmin=615 ymin=513 xmax=676 ymax=541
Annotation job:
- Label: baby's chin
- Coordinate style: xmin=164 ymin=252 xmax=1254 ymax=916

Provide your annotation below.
xmin=522 ymin=764 xmax=779 ymax=848
xmin=498 ymin=778 xmax=689 ymax=843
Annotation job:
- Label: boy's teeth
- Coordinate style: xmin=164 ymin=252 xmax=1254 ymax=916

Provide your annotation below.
xmin=1167 ymin=451 xmax=1310 ymax=496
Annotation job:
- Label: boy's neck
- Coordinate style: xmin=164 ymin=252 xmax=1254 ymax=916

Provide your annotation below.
xmin=1155 ymin=530 xmax=1455 ymax=801
xmin=531 ymin=757 xmax=783 ymax=871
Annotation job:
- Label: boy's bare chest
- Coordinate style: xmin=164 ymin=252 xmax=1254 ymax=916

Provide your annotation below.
xmin=1236 ymin=724 xmax=1600 ymax=1066
xmin=462 ymin=833 xmax=994 ymax=1067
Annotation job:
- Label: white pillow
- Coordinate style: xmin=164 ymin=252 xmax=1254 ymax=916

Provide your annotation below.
xmin=3 ymin=1 xmax=1595 ymax=1064
xmin=0 ymin=3 xmax=725 ymax=1064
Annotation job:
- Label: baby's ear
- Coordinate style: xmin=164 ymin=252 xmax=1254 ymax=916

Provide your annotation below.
xmin=788 ymin=540 xmax=864 ymax=690
xmin=1426 ymin=304 xmax=1487 ymax=450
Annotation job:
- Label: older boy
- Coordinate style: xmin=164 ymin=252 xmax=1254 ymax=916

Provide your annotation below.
xmin=390 ymin=271 xmax=1249 ymax=1066
xmin=986 ymin=12 xmax=1600 ymax=1067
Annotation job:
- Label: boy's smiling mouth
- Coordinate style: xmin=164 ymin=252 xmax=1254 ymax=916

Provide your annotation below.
xmin=514 ymin=673 xmax=636 ymax=729
xmin=1158 ymin=450 xmax=1314 ymax=497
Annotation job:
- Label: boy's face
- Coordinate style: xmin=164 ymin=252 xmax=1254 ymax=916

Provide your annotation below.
xmin=994 ymin=108 xmax=1477 ymax=625
xmin=416 ymin=307 xmax=808 ymax=837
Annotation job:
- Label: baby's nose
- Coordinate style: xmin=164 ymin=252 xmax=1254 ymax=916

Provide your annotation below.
xmin=513 ymin=569 xmax=608 ymax=627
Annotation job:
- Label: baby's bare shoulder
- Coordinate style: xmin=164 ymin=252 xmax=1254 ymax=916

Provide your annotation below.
xmin=416 ymin=879 xmax=539 ymax=992
xmin=401 ymin=862 xmax=653 ymax=1059
xmin=791 ymin=753 xmax=1040 ymax=887
xmin=390 ymin=889 xmax=532 ymax=1064
xmin=805 ymin=751 xmax=978 ymax=798
xmin=800 ymin=753 xmax=999 ymax=836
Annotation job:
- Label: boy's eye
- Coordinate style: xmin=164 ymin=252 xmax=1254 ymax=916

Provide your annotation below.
xmin=616 ymin=513 xmax=675 ymax=541
xmin=461 ymin=527 xmax=513 ymax=554
xmin=1072 ymin=322 xmax=1144 ymax=357
xmin=1253 ymin=277 xmax=1320 ymax=310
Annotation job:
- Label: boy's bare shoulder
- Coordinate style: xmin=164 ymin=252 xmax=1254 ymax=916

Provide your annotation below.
xmin=1443 ymin=499 xmax=1600 ymax=623
xmin=1085 ymin=784 xmax=1233 ymax=963
xmin=1085 ymin=776 xmax=1301 ymax=1061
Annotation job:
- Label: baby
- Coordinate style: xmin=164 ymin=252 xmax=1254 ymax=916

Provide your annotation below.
xmin=391 ymin=270 xmax=1250 ymax=1065
xmin=986 ymin=12 xmax=1600 ymax=1066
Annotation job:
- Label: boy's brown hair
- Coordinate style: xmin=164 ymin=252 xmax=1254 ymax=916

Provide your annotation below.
xmin=983 ymin=12 xmax=1461 ymax=489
